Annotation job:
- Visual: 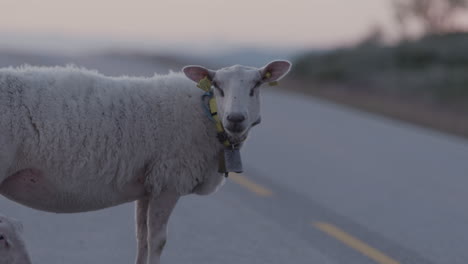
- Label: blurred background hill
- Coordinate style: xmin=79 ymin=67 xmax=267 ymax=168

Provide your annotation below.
xmin=291 ymin=33 xmax=468 ymax=138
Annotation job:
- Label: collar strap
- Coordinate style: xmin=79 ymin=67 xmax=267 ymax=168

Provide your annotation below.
xmin=198 ymin=76 xmax=246 ymax=148
xmin=207 ymin=93 xmax=231 ymax=147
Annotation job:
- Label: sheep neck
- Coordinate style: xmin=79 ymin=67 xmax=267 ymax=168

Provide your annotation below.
xmin=202 ymin=91 xmax=244 ymax=176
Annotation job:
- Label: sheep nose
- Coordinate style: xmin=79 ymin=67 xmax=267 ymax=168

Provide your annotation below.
xmin=227 ymin=113 xmax=246 ymax=123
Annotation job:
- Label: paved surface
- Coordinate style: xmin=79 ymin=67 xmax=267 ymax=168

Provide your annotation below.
xmin=1 ymin=54 xmax=468 ymax=263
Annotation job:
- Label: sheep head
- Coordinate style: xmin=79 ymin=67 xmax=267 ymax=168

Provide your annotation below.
xmin=183 ymin=60 xmax=291 ymax=142
xmin=0 ymin=214 xmax=30 ymax=264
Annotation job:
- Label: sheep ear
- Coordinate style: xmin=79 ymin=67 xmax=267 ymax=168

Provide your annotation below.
xmin=260 ymin=60 xmax=292 ymax=82
xmin=183 ymin=66 xmax=215 ymax=83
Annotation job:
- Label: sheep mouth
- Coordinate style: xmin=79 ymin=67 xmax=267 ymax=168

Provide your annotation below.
xmin=225 ymin=124 xmax=246 ymax=134
xmin=224 ymin=125 xmax=249 ymax=145
xmin=226 ymin=132 xmax=248 ymax=145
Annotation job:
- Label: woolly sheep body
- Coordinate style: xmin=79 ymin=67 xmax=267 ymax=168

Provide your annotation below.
xmin=0 ymin=61 xmax=292 ymax=264
xmin=0 ymin=66 xmax=225 ymax=213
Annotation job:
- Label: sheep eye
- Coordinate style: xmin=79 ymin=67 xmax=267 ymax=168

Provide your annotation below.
xmin=250 ymin=81 xmax=262 ymax=96
xmin=212 ymin=82 xmax=224 ymax=97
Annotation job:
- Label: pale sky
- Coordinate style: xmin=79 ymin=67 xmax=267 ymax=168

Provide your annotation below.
xmin=0 ymin=0 xmax=397 ymax=50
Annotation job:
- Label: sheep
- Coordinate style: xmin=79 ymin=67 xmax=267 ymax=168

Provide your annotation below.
xmin=0 ymin=214 xmax=32 ymax=264
xmin=0 ymin=60 xmax=292 ymax=264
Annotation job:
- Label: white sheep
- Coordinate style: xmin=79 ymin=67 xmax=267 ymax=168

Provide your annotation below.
xmin=0 ymin=214 xmax=32 ymax=264
xmin=0 ymin=60 xmax=291 ymax=264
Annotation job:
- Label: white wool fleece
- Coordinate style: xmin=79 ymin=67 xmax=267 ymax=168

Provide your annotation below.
xmin=0 ymin=66 xmax=225 ymax=206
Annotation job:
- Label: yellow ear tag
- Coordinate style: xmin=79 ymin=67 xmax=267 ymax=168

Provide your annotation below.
xmin=197 ymin=76 xmax=212 ymax=92
xmin=264 ymin=72 xmax=278 ymax=86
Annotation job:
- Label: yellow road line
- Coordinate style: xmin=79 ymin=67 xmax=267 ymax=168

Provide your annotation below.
xmin=230 ymin=173 xmax=273 ymax=197
xmin=314 ymin=222 xmax=400 ymax=264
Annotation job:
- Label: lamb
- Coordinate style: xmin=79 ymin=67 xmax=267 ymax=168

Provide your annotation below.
xmin=0 ymin=214 xmax=32 ymax=264
xmin=0 ymin=60 xmax=292 ymax=264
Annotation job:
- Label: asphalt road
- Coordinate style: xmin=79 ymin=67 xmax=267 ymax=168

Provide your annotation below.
xmin=1 ymin=54 xmax=468 ymax=264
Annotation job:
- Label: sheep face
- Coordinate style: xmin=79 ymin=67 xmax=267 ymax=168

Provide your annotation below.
xmin=184 ymin=61 xmax=291 ymax=142
xmin=0 ymin=214 xmax=25 ymax=264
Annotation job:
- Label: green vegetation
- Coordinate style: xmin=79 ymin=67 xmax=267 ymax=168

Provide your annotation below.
xmin=293 ymin=33 xmax=468 ymax=113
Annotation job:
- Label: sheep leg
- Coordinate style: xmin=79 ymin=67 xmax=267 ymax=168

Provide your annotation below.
xmin=147 ymin=190 xmax=179 ymax=264
xmin=135 ymin=197 xmax=149 ymax=264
